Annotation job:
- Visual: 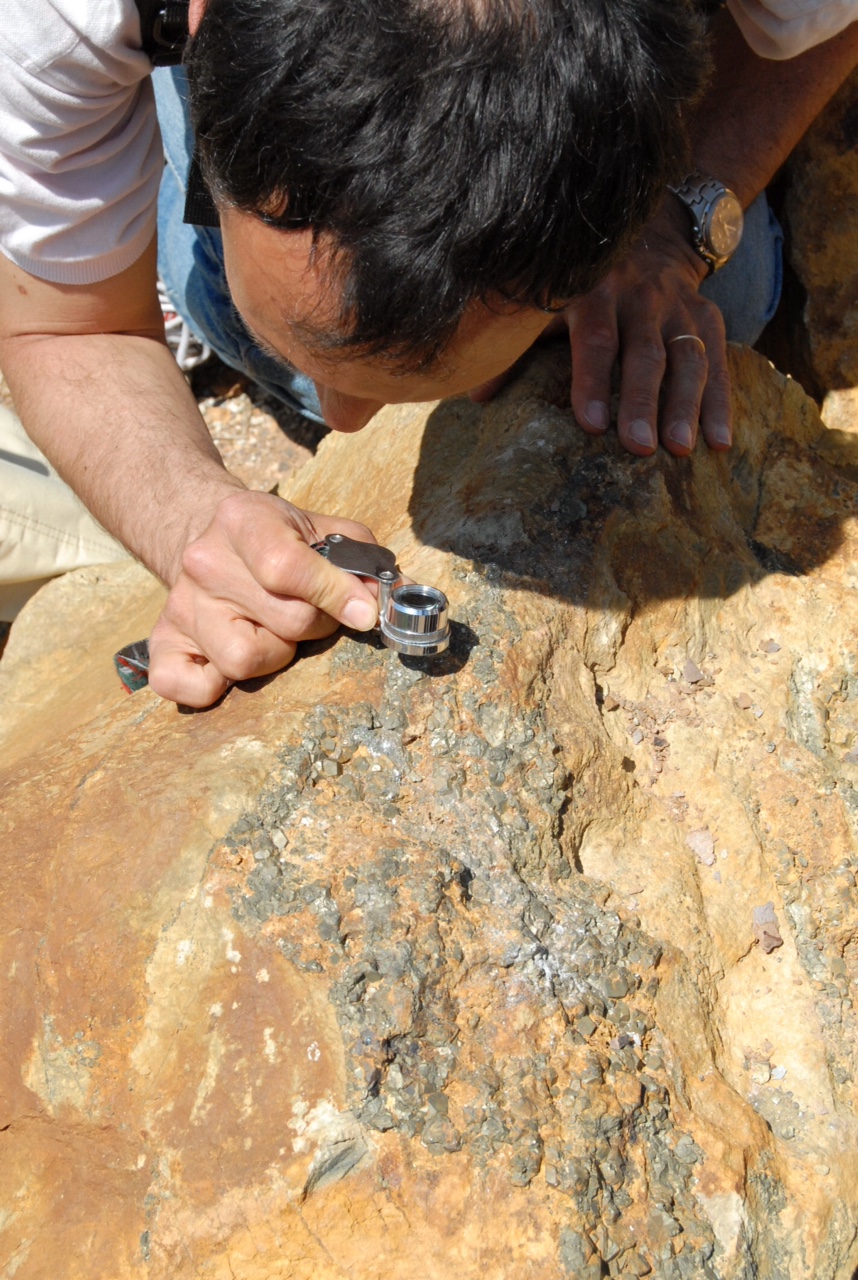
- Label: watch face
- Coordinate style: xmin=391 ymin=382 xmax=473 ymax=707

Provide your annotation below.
xmin=706 ymin=192 xmax=744 ymax=259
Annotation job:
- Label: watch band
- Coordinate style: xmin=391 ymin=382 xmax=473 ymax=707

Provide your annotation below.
xmin=669 ymin=172 xmax=743 ymax=274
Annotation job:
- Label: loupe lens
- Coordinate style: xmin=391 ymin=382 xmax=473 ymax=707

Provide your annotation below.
xmin=381 ymin=584 xmax=450 ymax=656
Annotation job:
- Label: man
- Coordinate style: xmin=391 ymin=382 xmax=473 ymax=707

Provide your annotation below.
xmin=0 ymin=0 xmax=856 ymax=707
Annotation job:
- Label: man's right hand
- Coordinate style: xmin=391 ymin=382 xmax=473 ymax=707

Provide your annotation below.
xmin=0 ymin=244 xmax=382 ymax=709
xmin=147 ymin=490 xmax=380 ymax=707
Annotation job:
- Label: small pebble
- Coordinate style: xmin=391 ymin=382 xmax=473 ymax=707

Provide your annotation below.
xmin=736 ymin=692 xmax=753 ymax=710
xmin=602 ymin=973 xmax=630 ymax=1000
xmin=765 ymin=742 xmax=777 ymax=753
xmin=771 ymin=1065 xmax=787 ymax=1081
xmin=753 ymin=902 xmax=784 ymax=953
xmin=632 ymin=729 xmax=644 ymax=745
xmin=753 ymin=705 xmax=764 ymax=719
xmin=760 ymin=639 xmax=781 ymax=654
xmin=686 ymin=828 xmax=716 ymax=866
xmin=603 ymin=695 xmax=620 ymax=711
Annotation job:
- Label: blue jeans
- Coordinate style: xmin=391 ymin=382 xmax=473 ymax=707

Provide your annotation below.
xmin=153 ymin=67 xmax=325 ymax=422
xmin=699 ymin=193 xmax=783 ymax=345
xmin=153 ymin=66 xmax=783 ymax=418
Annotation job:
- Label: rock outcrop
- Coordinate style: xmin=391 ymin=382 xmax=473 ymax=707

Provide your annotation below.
xmin=785 ymin=68 xmax=858 ymax=397
xmin=2 ymin=346 xmax=858 ymax=1279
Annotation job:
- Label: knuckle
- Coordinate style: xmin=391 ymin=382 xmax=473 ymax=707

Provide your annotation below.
xmin=696 ymin=295 xmax=726 ymax=331
xmin=671 ymin=399 xmax=704 ymax=424
xmin=624 ymin=402 xmax=659 ymax=426
xmin=575 ymin=324 xmax=617 ymax=357
xmin=147 ymin=658 xmax=217 ymax=707
xmin=216 ymin=635 xmax=261 ymax=682
xmin=630 ymin=339 xmax=667 ymax=372
xmin=254 ymin=544 xmax=293 ymax=593
xmin=216 ymin=488 xmax=253 ymax=526
xmin=145 ymin=657 xmax=177 ymax=701
xmin=345 ymin=521 xmax=375 ymax=544
xmin=293 ymin=554 xmax=339 ymax=611
xmin=676 ymin=347 xmax=709 ymax=375
xmin=706 ymin=366 xmax=733 ymax=400
xmin=181 ymin=537 xmax=217 ymax=583
xmin=284 ymin=601 xmax=326 ymax=636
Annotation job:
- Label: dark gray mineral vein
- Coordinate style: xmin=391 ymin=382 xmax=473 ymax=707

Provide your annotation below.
xmin=214 ymin=566 xmax=753 ymax=1277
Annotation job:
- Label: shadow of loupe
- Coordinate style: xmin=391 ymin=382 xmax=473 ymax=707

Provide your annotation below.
xmin=343 ymin=618 xmax=479 ymax=676
xmin=398 ymin=619 xmax=480 ymax=677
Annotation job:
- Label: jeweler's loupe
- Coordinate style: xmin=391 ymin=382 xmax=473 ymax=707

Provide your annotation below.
xmin=313 ymin=534 xmax=450 ymax=657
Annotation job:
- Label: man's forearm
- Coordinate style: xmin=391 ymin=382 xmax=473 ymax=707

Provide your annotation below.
xmin=694 ymin=13 xmax=858 ymax=204
xmin=0 ymin=330 xmax=244 ymax=585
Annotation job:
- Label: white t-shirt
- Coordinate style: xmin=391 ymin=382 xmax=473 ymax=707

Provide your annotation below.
xmin=0 ymin=0 xmax=856 ymax=287
xmin=0 ymin=0 xmax=160 ymax=285
xmin=729 ymin=0 xmax=858 ymax=57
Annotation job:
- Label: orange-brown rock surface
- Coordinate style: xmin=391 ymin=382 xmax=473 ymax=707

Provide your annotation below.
xmin=2 ymin=346 xmax=858 ymax=1279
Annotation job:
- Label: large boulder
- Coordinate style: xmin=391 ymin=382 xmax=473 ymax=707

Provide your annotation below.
xmin=784 ymin=68 xmax=858 ymax=397
xmin=2 ymin=346 xmax=858 ymax=1279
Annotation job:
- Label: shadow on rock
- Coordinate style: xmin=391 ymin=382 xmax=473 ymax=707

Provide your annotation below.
xmin=328 ymin=618 xmax=479 ymax=677
xmin=408 ymin=344 xmax=858 ymax=615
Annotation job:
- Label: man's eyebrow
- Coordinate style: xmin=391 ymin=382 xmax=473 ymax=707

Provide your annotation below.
xmin=233 ymin=305 xmax=297 ymax=372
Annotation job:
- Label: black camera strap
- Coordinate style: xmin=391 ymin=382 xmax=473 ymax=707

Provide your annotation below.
xmin=133 ymin=0 xmax=219 ymax=226
xmin=133 ymin=0 xmax=189 ymax=66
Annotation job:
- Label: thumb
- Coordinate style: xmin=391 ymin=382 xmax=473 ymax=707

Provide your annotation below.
xmin=266 ymin=534 xmax=380 ymax=631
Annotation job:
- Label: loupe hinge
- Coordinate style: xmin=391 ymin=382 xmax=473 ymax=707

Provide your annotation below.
xmin=313 ymin=534 xmax=450 ymax=656
xmin=311 ymin=532 xmax=401 ymax=584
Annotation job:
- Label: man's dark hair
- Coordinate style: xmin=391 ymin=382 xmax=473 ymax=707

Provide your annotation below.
xmin=186 ymin=0 xmax=708 ymax=370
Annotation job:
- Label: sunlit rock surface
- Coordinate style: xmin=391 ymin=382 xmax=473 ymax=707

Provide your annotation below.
xmin=2 ymin=346 xmax=857 ymax=1279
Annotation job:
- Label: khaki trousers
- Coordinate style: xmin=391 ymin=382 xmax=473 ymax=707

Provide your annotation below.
xmin=0 ymin=404 xmax=129 ymax=621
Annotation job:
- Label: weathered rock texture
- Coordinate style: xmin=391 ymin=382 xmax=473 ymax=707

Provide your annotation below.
xmin=2 ymin=346 xmax=858 ymax=1279
xmin=785 ymin=68 xmax=858 ymax=397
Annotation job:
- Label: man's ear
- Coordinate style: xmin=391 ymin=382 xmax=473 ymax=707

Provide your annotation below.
xmin=188 ymin=0 xmax=206 ymax=36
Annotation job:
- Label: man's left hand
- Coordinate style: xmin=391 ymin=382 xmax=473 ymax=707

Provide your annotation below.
xmin=470 ymin=204 xmax=733 ymax=458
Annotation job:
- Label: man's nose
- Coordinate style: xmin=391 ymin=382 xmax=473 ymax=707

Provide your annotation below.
xmin=314 ymin=383 xmax=383 ymax=433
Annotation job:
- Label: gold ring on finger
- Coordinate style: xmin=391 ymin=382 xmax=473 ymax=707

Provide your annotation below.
xmin=667 ymin=334 xmax=706 ymax=352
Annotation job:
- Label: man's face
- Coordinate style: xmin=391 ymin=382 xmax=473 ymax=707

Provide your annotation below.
xmin=220 ymin=206 xmax=554 ymax=433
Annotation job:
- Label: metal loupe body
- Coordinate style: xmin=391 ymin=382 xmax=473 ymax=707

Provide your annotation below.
xmin=379 ymin=579 xmax=450 ymax=656
xmin=314 ymin=534 xmax=450 ymax=657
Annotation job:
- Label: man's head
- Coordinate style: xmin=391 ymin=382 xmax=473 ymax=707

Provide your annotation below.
xmin=185 ymin=0 xmax=708 ymax=422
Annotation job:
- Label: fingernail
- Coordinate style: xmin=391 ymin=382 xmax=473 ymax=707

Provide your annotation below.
xmin=629 ymin=419 xmax=655 ymax=449
xmin=585 ymin=400 xmax=609 ymax=432
xmin=667 ymin=421 xmax=694 ymax=451
xmin=342 ymin=598 xmax=378 ymax=631
xmin=712 ymin=423 xmax=731 ymax=447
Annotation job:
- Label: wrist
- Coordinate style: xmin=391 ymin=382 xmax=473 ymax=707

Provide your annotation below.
xmin=158 ymin=470 xmax=247 ymax=587
xmin=638 ymin=197 xmax=711 ymax=287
